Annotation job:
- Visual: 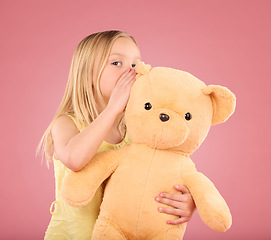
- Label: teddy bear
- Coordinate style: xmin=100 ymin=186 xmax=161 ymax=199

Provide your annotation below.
xmin=61 ymin=61 xmax=236 ymax=240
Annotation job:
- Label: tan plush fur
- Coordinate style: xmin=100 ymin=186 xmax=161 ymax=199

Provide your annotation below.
xmin=61 ymin=62 xmax=236 ymax=239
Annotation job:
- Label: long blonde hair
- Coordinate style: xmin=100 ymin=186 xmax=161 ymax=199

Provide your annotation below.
xmin=36 ymin=30 xmax=138 ymax=167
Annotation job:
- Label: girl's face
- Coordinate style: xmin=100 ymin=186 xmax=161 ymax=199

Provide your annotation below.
xmin=95 ymin=37 xmax=141 ymax=107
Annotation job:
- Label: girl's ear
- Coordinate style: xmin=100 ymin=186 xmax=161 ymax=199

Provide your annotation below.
xmin=134 ymin=61 xmax=152 ymax=79
xmin=202 ymin=85 xmax=236 ymax=125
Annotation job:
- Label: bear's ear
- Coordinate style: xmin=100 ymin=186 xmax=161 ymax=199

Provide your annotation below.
xmin=202 ymin=85 xmax=236 ymax=125
xmin=134 ymin=61 xmax=152 ymax=79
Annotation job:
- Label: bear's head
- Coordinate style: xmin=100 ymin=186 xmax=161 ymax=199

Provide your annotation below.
xmin=125 ymin=62 xmax=236 ymax=155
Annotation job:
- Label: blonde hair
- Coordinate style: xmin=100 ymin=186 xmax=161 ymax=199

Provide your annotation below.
xmin=36 ymin=30 xmax=138 ymax=167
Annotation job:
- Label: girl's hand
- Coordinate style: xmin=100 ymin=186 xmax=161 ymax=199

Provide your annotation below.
xmin=155 ymin=185 xmax=196 ymax=225
xmin=107 ymin=68 xmax=137 ymax=115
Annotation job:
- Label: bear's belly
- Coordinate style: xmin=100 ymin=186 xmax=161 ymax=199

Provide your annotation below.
xmin=100 ymin=145 xmax=187 ymax=238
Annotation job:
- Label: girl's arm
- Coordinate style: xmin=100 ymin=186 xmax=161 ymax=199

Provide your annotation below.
xmin=51 ymin=68 xmax=136 ymax=171
xmin=51 ymin=107 xmax=119 ymax=171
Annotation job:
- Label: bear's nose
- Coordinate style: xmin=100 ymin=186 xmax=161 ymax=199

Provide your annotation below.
xmin=159 ymin=113 xmax=170 ymax=122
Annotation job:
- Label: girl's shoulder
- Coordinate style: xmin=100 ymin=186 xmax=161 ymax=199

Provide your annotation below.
xmin=66 ymin=114 xmax=88 ymax=132
xmin=54 ymin=113 xmax=86 ymax=132
xmin=65 ymin=114 xmax=80 ymax=129
xmin=52 ymin=114 xmax=78 ymax=132
xmin=51 ymin=114 xmax=81 ymax=160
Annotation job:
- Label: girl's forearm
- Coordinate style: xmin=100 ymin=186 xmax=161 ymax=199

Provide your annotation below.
xmin=65 ymin=107 xmax=119 ymax=171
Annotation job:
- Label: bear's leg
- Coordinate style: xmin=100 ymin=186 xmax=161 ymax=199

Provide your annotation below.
xmin=92 ymin=211 xmax=126 ymax=240
xmin=151 ymin=226 xmax=185 ymax=240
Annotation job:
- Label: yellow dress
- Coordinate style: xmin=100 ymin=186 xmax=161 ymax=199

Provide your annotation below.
xmin=44 ymin=114 xmax=131 ymax=240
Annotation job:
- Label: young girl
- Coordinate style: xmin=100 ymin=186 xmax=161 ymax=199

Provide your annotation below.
xmin=37 ymin=30 xmax=196 ymax=239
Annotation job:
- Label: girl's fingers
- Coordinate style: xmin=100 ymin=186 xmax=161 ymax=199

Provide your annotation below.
xmin=158 ymin=206 xmax=185 ymax=217
xmin=124 ymin=73 xmax=137 ymax=87
xmin=166 ymin=217 xmax=190 ymax=225
xmin=127 ymin=71 xmax=137 ymax=80
xmin=174 ymin=185 xmax=190 ymax=194
xmin=155 ymin=191 xmax=190 ymax=208
xmin=158 ymin=207 xmax=192 ymax=225
xmin=115 ymin=71 xmax=134 ymax=90
xmin=123 ymin=68 xmax=132 ymax=76
xmin=122 ymin=68 xmax=134 ymax=78
xmin=116 ymin=68 xmax=130 ymax=82
xmin=124 ymin=69 xmax=136 ymax=81
xmin=157 ymin=192 xmax=189 ymax=202
xmin=154 ymin=185 xmax=195 ymax=225
xmin=155 ymin=196 xmax=182 ymax=209
xmin=154 ymin=185 xmax=190 ymax=205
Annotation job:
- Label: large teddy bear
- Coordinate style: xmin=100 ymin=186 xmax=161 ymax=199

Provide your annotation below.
xmin=61 ymin=62 xmax=236 ymax=240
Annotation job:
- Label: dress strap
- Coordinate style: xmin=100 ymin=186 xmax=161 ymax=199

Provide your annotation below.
xmin=66 ymin=114 xmax=87 ymax=132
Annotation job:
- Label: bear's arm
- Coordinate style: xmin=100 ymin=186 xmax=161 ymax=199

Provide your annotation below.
xmin=183 ymin=172 xmax=232 ymax=232
xmin=61 ymin=145 xmax=129 ymax=207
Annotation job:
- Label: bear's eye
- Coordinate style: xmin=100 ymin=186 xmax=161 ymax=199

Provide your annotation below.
xmin=185 ymin=112 xmax=192 ymax=121
xmin=145 ymin=102 xmax=152 ymax=110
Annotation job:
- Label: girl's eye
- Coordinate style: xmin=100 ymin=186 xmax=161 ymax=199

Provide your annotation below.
xmin=112 ymin=62 xmax=136 ymax=68
xmin=112 ymin=61 xmax=121 ymax=66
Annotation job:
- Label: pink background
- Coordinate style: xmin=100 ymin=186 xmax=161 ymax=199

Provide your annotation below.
xmin=1 ymin=0 xmax=270 ymax=239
